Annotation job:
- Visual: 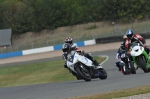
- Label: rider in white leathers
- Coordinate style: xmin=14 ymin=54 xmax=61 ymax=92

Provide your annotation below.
xmin=62 ymin=37 xmax=78 ymax=68
xmin=62 ymin=37 xmax=100 ymax=68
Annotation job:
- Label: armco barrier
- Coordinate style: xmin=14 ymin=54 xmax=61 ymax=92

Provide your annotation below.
xmin=22 ymin=46 xmax=54 ymax=55
xmin=95 ymin=35 xmax=123 ymax=44
xmin=1 ymin=33 xmax=149 ymax=59
xmin=53 ymin=41 xmax=85 ymax=51
xmin=0 ymin=39 xmax=96 ymax=59
xmin=0 ymin=51 xmax=23 ymax=59
xmin=53 ymin=44 xmax=63 ymax=51
xmin=140 ymin=33 xmax=150 ymax=39
xmin=84 ymin=40 xmax=96 ymax=46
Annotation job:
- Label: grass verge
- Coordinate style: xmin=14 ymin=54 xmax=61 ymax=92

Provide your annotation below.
xmin=0 ymin=56 xmax=106 ymax=88
xmin=1 ymin=56 xmax=150 ymax=99
xmin=68 ymin=85 xmax=150 ymax=99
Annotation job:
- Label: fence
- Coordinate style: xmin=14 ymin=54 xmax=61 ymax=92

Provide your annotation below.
xmin=0 ymin=19 xmax=150 ymax=54
xmin=95 ymin=32 xmax=150 ymax=44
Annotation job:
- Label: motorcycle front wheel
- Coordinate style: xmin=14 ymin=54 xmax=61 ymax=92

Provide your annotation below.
xmin=75 ymin=65 xmax=91 ymax=81
xmin=121 ymin=66 xmax=130 ymax=75
xmin=138 ymin=58 xmax=148 ymax=73
xmin=129 ymin=61 xmax=136 ymax=74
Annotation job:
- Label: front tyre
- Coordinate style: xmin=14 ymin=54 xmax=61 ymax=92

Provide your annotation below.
xmin=138 ymin=58 xmax=148 ymax=73
xmin=121 ymin=66 xmax=130 ymax=75
xmin=129 ymin=61 xmax=136 ymax=74
xmin=75 ymin=66 xmax=91 ymax=81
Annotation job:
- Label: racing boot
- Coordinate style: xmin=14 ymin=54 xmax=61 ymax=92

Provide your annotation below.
xmin=84 ymin=53 xmax=100 ymax=68
xmin=64 ymin=62 xmax=67 ymax=68
xmin=116 ymin=64 xmax=121 ymax=71
xmin=93 ymin=60 xmax=101 ymax=68
xmin=118 ymin=61 xmax=125 ymax=71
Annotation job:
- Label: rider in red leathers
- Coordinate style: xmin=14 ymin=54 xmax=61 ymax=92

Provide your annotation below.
xmin=125 ymin=29 xmax=150 ymax=55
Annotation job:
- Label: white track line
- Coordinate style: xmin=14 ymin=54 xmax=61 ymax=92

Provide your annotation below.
xmin=99 ymin=55 xmax=109 ymax=65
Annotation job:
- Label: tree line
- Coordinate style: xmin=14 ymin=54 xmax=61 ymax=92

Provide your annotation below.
xmin=0 ymin=0 xmax=150 ymax=34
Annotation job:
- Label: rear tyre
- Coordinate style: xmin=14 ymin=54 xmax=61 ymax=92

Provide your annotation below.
xmin=129 ymin=61 xmax=136 ymax=74
xmin=98 ymin=69 xmax=107 ymax=80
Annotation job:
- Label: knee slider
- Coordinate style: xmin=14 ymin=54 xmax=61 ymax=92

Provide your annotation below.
xmin=119 ymin=61 xmax=125 ymax=67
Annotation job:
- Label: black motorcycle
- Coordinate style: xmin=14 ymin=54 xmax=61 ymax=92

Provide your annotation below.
xmin=120 ymin=53 xmax=136 ymax=75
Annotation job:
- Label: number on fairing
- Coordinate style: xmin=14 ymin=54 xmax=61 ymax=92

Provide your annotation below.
xmin=68 ymin=55 xmax=74 ymax=63
xmin=84 ymin=57 xmax=88 ymax=62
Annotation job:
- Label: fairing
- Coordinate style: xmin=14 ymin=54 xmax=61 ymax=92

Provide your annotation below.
xmin=130 ymin=43 xmax=149 ymax=69
xmin=67 ymin=52 xmax=94 ymax=72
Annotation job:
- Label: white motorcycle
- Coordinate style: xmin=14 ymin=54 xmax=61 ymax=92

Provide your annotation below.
xmin=66 ymin=50 xmax=107 ymax=81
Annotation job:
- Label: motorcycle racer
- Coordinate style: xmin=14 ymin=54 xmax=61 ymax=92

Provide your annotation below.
xmin=62 ymin=37 xmax=78 ymax=68
xmin=62 ymin=43 xmax=107 ymax=80
xmin=125 ymin=29 xmax=150 ymax=55
xmin=115 ymin=35 xmax=138 ymax=71
xmin=115 ymin=35 xmax=127 ymax=71
xmin=62 ymin=37 xmax=101 ymax=69
xmin=116 ymin=43 xmax=125 ymax=71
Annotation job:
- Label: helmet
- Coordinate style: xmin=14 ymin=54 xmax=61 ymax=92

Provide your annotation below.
xmin=62 ymin=43 xmax=71 ymax=53
xmin=126 ymin=29 xmax=133 ymax=38
xmin=65 ymin=37 xmax=73 ymax=45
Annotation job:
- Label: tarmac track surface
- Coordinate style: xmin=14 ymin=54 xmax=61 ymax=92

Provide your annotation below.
xmin=0 ymin=50 xmax=150 ymax=99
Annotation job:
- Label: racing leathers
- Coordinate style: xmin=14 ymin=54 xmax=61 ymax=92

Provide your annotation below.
xmin=115 ymin=43 xmax=126 ymax=71
xmin=62 ymin=43 xmax=100 ymax=68
xmin=125 ymin=34 xmax=150 ymax=55
xmin=62 ymin=43 xmax=78 ymax=68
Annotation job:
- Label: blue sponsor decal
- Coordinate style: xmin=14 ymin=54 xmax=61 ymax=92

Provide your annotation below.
xmin=84 ymin=57 xmax=88 ymax=62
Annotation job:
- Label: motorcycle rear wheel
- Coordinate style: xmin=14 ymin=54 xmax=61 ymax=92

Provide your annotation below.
xmin=98 ymin=69 xmax=107 ymax=80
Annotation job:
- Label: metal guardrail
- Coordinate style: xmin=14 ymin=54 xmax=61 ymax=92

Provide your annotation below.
xmin=1 ymin=19 xmax=150 ymax=54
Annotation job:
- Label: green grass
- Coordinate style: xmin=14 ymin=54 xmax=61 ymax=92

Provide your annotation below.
xmin=0 ymin=56 xmax=106 ymax=88
xmin=1 ymin=56 xmax=150 ymax=99
xmin=69 ymin=85 xmax=150 ymax=99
